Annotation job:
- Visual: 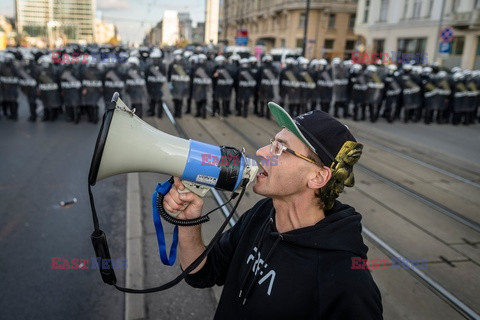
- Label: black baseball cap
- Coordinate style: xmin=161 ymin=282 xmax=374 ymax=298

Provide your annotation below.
xmin=268 ymin=102 xmax=357 ymax=166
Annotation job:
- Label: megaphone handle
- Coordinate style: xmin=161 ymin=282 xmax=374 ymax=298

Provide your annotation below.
xmin=163 ymin=181 xmax=210 ymax=217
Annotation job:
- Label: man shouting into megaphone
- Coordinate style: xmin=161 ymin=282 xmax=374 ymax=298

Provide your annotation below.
xmin=163 ymin=102 xmax=383 ymax=319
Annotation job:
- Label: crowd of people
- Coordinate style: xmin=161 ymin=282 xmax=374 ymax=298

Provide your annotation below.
xmin=1 ymin=45 xmax=479 ymax=125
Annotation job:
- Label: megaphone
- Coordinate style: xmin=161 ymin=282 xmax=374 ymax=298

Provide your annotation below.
xmin=89 ymin=92 xmax=259 ymax=196
xmin=88 ymin=92 xmax=258 ymax=290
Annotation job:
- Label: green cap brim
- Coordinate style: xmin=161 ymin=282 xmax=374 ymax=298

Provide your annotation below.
xmin=268 ymin=102 xmax=316 ymax=152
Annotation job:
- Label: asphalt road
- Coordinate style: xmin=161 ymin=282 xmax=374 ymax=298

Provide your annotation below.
xmin=0 ymin=97 xmax=126 ymax=319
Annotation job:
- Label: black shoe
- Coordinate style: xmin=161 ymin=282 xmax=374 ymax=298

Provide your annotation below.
xmin=147 ymin=110 xmax=155 ymax=117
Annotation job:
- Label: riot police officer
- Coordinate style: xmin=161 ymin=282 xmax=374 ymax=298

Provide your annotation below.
xmin=191 ymin=54 xmax=212 ymax=119
xmin=331 ymin=57 xmax=350 ymax=118
xmin=145 ymin=48 xmax=167 ymax=118
xmin=463 ymin=69 xmax=478 ymax=124
xmin=421 ymin=66 xmax=440 ymax=124
xmin=257 ymin=54 xmax=278 ymax=118
xmin=316 ymin=59 xmax=334 ymax=113
xmin=433 ymin=70 xmax=452 ymax=124
xmin=80 ymin=55 xmax=103 ymax=123
xmin=37 ymin=54 xmax=62 ymax=121
xmin=60 ymin=61 xmax=82 ymax=123
xmin=249 ymin=56 xmax=260 ymax=115
xmin=102 ymin=57 xmax=126 ymax=111
xmin=125 ymin=56 xmax=147 ymax=118
xmin=398 ymin=63 xmax=422 ymax=123
xmin=279 ymin=57 xmax=299 ymax=116
xmin=235 ymin=58 xmax=257 ymax=117
xmin=349 ymin=63 xmax=368 ymax=121
xmin=183 ymin=50 xmax=194 ymax=114
xmin=18 ymin=53 xmax=38 ymax=122
xmin=211 ymin=55 xmax=234 ymax=117
xmin=382 ymin=64 xmax=402 ymax=123
xmin=168 ymin=49 xmax=191 ymax=118
xmin=297 ymin=57 xmax=316 ymax=116
xmin=365 ymin=64 xmax=385 ymax=122
xmin=0 ymin=53 xmax=20 ymax=120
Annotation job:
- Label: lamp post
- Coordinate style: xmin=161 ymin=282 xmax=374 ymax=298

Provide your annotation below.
xmin=302 ymin=0 xmax=311 ymax=57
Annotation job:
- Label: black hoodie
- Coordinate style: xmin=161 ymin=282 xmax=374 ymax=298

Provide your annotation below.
xmin=186 ymin=198 xmax=383 ymax=319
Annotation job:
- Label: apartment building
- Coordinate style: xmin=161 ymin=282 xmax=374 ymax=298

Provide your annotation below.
xmin=355 ymin=0 xmax=480 ymax=69
xmin=16 ymin=0 xmax=95 ymax=46
xmin=219 ymin=0 xmax=358 ymax=59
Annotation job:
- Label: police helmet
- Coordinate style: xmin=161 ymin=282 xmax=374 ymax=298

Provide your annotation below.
xmin=422 ymin=66 xmax=433 ymax=75
xmin=215 ymin=55 xmax=226 ymax=65
xmin=127 ymin=56 xmax=140 ymax=66
xmin=229 ymin=54 xmax=241 ymax=62
xmin=249 ymin=56 xmax=258 ymax=64
xmin=367 ymin=65 xmax=377 ymax=73
xmin=453 ymin=72 xmax=464 ymax=81
xmin=403 ymin=63 xmax=412 ymax=71
xmin=240 ymin=58 xmax=250 ymax=66
xmin=189 ymin=54 xmax=198 ymax=64
xmin=388 ymin=64 xmax=398 ymax=71
xmin=318 ymin=59 xmax=328 ymax=66
xmin=331 ymin=57 xmax=342 ymax=65
xmin=197 ymin=54 xmax=207 ymax=63
xmin=351 ymin=63 xmax=363 ymax=74
xmin=183 ymin=50 xmax=193 ymax=59
xmin=150 ymin=49 xmax=162 ymax=59
xmin=262 ymin=54 xmax=273 ymax=63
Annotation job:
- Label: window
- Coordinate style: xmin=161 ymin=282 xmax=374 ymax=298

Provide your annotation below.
xmin=280 ymin=39 xmax=286 ymax=48
xmin=299 ymin=13 xmax=305 ymax=28
xmin=328 ymin=14 xmax=336 ymax=29
xmin=451 ymin=0 xmax=457 ymax=13
xmin=296 ymin=38 xmax=304 ymax=48
xmin=363 ymin=0 xmax=370 ymax=23
xmin=379 ymin=0 xmax=389 ymax=22
xmin=403 ymin=0 xmax=409 ymax=19
xmin=397 ymin=37 xmax=427 ymax=54
xmin=349 ymin=14 xmax=356 ymax=29
xmin=452 ymin=36 xmax=465 ymax=55
xmin=324 ymin=39 xmax=334 ymax=49
xmin=345 ymin=40 xmax=355 ymax=51
xmin=373 ymin=39 xmax=385 ymax=53
xmin=412 ymin=0 xmax=422 ymax=19
xmin=426 ymin=0 xmax=434 ymax=17
xmin=476 ymin=0 xmax=480 ymax=9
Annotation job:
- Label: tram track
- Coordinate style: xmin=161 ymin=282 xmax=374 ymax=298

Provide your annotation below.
xmin=204 ymin=110 xmax=480 ymax=319
xmin=240 ymin=115 xmax=480 ymax=233
xmin=158 ymin=101 xmax=479 ymax=319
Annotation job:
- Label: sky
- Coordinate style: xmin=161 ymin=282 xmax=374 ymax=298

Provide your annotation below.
xmin=0 ymin=0 xmax=205 ymax=44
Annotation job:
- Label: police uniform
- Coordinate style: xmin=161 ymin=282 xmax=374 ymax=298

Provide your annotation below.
xmin=60 ymin=63 xmax=82 ymax=123
xmin=145 ymin=55 xmax=167 ymax=118
xmin=257 ymin=56 xmax=279 ymax=118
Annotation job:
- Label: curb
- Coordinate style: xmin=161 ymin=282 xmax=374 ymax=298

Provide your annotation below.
xmin=125 ymin=173 xmax=146 ymax=319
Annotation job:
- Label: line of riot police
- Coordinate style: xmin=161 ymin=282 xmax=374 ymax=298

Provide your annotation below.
xmin=1 ymin=46 xmax=479 ymax=126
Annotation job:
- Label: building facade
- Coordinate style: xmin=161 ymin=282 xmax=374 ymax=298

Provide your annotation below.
xmin=95 ymin=19 xmax=115 ymax=44
xmin=355 ymin=0 xmax=480 ymax=69
xmin=15 ymin=0 xmax=95 ymax=47
xmin=205 ymin=0 xmax=220 ymax=44
xmin=219 ymin=0 xmax=358 ymax=59
xmin=162 ymin=10 xmax=179 ymax=46
xmin=179 ymin=12 xmax=193 ymax=42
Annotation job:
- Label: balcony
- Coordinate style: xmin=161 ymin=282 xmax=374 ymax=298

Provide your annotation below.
xmin=451 ymin=9 xmax=480 ymax=30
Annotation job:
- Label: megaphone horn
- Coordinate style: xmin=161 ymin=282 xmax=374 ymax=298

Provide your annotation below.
xmin=88 ymin=93 xmax=258 ymax=195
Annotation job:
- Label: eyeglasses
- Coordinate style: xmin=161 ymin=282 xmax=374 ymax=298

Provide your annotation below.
xmin=270 ymin=139 xmax=318 ymax=166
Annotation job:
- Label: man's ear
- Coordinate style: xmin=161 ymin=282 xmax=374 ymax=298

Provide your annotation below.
xmin=307 ymin=166 xmax=332 ymax=190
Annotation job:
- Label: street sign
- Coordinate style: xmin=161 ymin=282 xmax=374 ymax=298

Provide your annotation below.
xmin=439 ymin=41 xmax=452 ymax=55
xmin=440 ymin=26 xmax=454 ymax=42
xmin=235 ymin=37 xmax=248 ymax=45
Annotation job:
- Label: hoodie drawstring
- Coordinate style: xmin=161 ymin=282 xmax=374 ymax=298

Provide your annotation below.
xmin=238 ymin=207 xmax=283 ymax=305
